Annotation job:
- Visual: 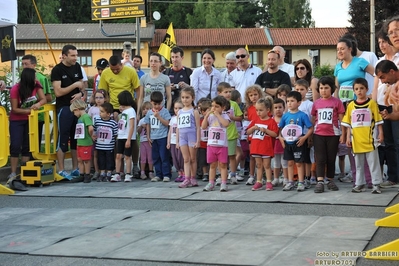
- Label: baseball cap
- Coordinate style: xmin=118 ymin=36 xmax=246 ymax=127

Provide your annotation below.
xmin=96 ymin=58 xmax=109 ymax=69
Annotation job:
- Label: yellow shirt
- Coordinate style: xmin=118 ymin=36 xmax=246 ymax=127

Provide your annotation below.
xmin=341 ymin=99 xmax=383 ymax=153
xmin=98 ymin=66 xmax=140 ymax=109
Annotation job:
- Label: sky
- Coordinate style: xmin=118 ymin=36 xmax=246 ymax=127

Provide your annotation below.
xmin=309 ymin=0 xmax=351 ymax=27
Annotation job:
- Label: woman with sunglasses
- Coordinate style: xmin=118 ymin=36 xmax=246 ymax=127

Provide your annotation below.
xmin=294 ymin=59 xmax=319 ymax=102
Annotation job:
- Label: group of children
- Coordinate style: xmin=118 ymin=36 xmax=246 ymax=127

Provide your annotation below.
xmin=70 ymin=75 xmax=384 ymax=194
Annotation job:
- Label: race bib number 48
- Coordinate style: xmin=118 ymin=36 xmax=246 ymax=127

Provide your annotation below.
xmin=281 ymin=124 xmax=302 ymax=142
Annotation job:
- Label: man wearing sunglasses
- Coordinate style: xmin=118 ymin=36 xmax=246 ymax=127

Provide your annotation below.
xmin=229 ymin=48 xmax=262 ymax=103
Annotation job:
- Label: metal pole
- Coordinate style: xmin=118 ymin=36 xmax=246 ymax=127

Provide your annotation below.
xmin=370 ymin=0 xmax=375 ymax=53
xmin=136 ymin=18 xmax=140 ymax=56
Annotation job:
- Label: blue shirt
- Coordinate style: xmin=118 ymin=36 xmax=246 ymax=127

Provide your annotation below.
xmin=144 ymin=107 xmax=171 ymax=140
xmin=334 ymin=57 xmax=368 ymax=87
xmin=279 ymin=110 xmax=312 ymax=144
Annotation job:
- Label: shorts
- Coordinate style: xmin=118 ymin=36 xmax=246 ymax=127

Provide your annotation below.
xmin=273 ymin=153 xmax=288 ymax=168
xmin=227 ymin=139 xmax=237 ymax=156
xmin=240 ymin=140 xmax=249 ymax=153
xmin=283 ymin=141 xmax=309 ymax=163
xmin=197 ymin=147 xmax=208 ymax=168
xmin=97 ymin=149 xmax=115 ymax=171
xmin=207 ymin=146 xmax=228 ymax=164
xmin=179 ymin=131 xmax=197 ymax=147
xmin=116 ymin=139 xmax=134 ymax=157
xmin=77 ymin=145 xmax=92 ymax=161
xmin=337 ymin=143 xmax=349 ymax=156
xmin=252 ymin=154 xmax=271 ymax=159
xmin=57 ymin=106 xmax=77 ymax=153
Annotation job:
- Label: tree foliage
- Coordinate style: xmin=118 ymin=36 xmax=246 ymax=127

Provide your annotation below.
xmin=18 ymin=0 xmax=61 ymax=24
xmin=268 ymin=0 xmax=314 ymax=28
xmin=348 ymin=0 xmax=399 ymax=52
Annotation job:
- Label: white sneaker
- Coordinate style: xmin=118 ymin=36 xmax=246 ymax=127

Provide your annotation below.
xmin=124 ymin=174 xmax=133 ymax=182
xmin=215 ymin=177 xmax=221 ymax=186
xmin=163 ymin=177 xmax=170 ymax=182
xmin=151 ymin=176 xmax=161 ymax=182
xmin=236 ymin=174 xmax=244 ymax=181
xmin=278 ymin=176 xmax=284 ymax=185
xmin=271 ymin=179 xmax=279 ymax=187
xmin=140 ymin=173 xmax=147 ymax=180
xmin=238 ymin=169 xmax=245 ymax=177
xmin=110 ymin=174 xmax=121 ymax=182
xmin=230 ymin=176 xmax=238 ymax=185
xmin=246 ymin=176 xmax=255 ymax=185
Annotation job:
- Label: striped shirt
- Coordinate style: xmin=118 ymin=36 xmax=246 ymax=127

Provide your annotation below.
xmin=93 ymin=118 xmax=118 ymax=150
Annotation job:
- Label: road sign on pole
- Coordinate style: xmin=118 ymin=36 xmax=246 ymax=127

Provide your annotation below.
xmin=91 ymin=0 xmax=146 ymax=20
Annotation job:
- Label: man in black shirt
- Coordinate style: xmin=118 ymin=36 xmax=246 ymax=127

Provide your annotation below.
xmin=51 ymin=44 xmax=84 ymax=181
xmin=164 ymin=46 xmax=192 ymax=113
xmin=255 ymin=50 xmax=291 ymax=97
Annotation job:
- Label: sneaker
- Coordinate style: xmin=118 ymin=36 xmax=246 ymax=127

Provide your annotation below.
xmin=215 ymin=177 xmax=221 ymax=186
xmin=133 ymin=165 xmax=140 ymax=177
xmin=98 ymin=174 xmax=105 ymax=182
xmin=371 ymin=185 xmax=381 ymax=194
xmin=149 ymin=172 xmax=155 ymax=179
xmin=314 ymin=182 xmax=324 ymax=193
xmin=58 ymin=170 xmax=72 ymax=180
xmin=238 ymin=169 xmax=245 ymax=177
xmin=310 ymin=177 xmax=317 ymax=185
xmin=271 ymin=179 xmax=279 ymax=187
xmin=266 ymin=182 xmax=273 ymax=191
xmin=110 ymin=174 xmax=122 ymax=182
xmin=338 ymin=173 xmax=353 ymax=183
xmin=179 ymin=178 xmax=192 ymax=188
xmin=297 ymin=182 xmax=305 ymax=192
xmin=84 ymin=175 xmax=91 ymax=183
xmin=151 ymin=176 xmax=161 ymax=182
xmin=327 ymin=180 xmax=339 ymax=191
xmin=92 ymin=172 xmax=99 ymax=180
xmin=71 ymin=168 xmax=80 ymax=177
xmin=278 ymin=176 xmax=284 ymax=185
xmin=246 ymin=176 xmax=255 ymax=185
xmin=252 ymin=182 xmax=263 ymax=191
xmin=190 ymin=178 xmax=198 ymax=187
xmin=175 ymin=176 xmax=185 ymax=182
xmin=203 ymin=183 xmax=215 ymax=191
xmin=220 ymin=183 xmax=228 ymax=192
xmin=323 ymin=177 xmax=329 ymax=185
xmin=6 ymin=173 xmax=17 ymax=187
xmin=140 ymin=173 xmax=147 ymax=180
xmin=70 ymin=175 xmax=84 ymax=183
xmin=124 ymin=174 xmax=133 ymax=182
xmin=236 ymin=174 xmax=244 ymax=181
xmin=304 ymin=179 xmax=311 ymax=189
xmin=282 ymin=182 xmax=294 ymax=191
xmin=202 ymin=174 xmax=209 ymax=182
xmin=352 ymin=184 xmax=366 ymax=193
xmin=106 ymin=172 xmax=112 ymax=182
xmin=367 ymin=183 xmax=373 ymax=189
xmin=163 ymin=176 xmax=170 ymax=182
xmin=230 ymin=176 xmax=238 ymax=185
xmin=283 ymin=178 xmax=288 ymax=186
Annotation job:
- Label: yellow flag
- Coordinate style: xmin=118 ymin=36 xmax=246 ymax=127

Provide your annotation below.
xmin=158 ymin=23 xmax=176 ymax=62
xmin=245 ymin=45 xmax=251 ymax=63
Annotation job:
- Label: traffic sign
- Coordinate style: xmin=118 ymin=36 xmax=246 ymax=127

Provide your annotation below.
xmin=91 ymin=0 xmax=147 ymax=20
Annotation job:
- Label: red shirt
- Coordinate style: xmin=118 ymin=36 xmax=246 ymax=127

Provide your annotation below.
xmin=247 ymin=117 xmax=278 ymax=157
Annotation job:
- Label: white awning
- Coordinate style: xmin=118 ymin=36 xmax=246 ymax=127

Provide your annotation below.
xmin=0 ymin=0 xmax=17 ymax=28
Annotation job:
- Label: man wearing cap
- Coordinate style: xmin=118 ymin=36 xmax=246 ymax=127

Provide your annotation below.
xmin=220 ymin=51 xmax=237 ymax=84
xmin=229 ymin=47 xmax=262 ymax=102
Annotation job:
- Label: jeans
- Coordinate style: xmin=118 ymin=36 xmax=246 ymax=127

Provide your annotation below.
xmin=151 ymin=137 xmax=171 ymax=178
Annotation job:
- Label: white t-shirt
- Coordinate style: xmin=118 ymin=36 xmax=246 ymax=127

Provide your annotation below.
xmin=359 ymin=51 xmax=378 ymax=95
xmin=81 ymin=66 xmax=88 ymax=82
xmin=299 ymin=99 xmax=313 ymax=134
xmin=279 ymin=63 xmax=295 ymax=78
xmin=117 ymin=107 xmax=137 ymax=140
xmin=230 ymin=65 xmax=262 ymax=103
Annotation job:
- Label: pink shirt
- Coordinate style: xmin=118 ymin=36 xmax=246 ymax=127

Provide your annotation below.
xmin=10 ymin=81 xmax=42 ymax=121
xmin=311 ymin=96 xmax=345 ymax=136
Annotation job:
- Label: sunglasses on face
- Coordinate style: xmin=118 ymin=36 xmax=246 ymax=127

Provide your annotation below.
xmin=236 ymin=54 xmax=247 ymax=59
xmin=296 ymin=67 xmax=306 ymax=71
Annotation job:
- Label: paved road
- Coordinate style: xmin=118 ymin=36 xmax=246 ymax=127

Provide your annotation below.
xmin=0 ymin=170 xmax=398 ymax=266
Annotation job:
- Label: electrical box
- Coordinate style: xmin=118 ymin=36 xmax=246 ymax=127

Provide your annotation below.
xmin=21 ymin=160 xmax=56 ymax=186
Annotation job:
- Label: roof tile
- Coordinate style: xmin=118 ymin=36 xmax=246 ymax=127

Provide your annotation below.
xmin=269 ymin=28 xmax=348 ymax=46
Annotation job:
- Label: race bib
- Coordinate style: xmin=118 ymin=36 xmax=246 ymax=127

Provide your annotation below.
xmin=241 ymin=120 xmax=250 ymax=140
xmin=207 ymin=127 xmax=226 ymax=146
xmin=150 ymin=115 xmax=160 ymax=129
xmin=351 ymin=109 xmax=371 ymax=128
xmin=252 ymin=124 xmax=268 ymax=140
xmin=97 ymin=126 xmax=112 ymax=144
xmin=339 ymin=86 xmax=354 ymax=102
xmin=200 ymin=128 xmax=208 ymax=141
xmin=171 ymin=124 xmax=177 ymax=144
xmin=21 ymin=95 xmax=37 ymax=109
xmin=318 ymin=108 xmax=333 ymax=124
xmin=177 ymin=113 xmax=191 ymax=128
xmin=118 ymin=118 xmax=126 ymax=132
xmin=74 ymin=123 xmax=85 ymax=139
xmin=281 ymin=124 xmax=302 ymax=142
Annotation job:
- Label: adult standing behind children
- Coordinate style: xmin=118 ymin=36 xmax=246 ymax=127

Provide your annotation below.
xmin=256 ymin=50 xmax=291 ymax=98
xmin=51 ymin=44 xmax=85 ymax=180
xmin=230 ymin=48 xmax=262 ymax=103
xmin=191 ymin=48 xmax=221 ymax=104
xmin=220 ymin=51 xmax=236 ymax=84
xmin=137 ymin=52 xmax=172 ymax=113
xmin=164 ymin=47 xmax=192 ymax=114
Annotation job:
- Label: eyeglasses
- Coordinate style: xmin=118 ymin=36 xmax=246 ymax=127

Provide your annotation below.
xmin=387 ymin=28 xmax=399 ymax=38
xmin=95 ymin=97 xmax=104 ymax=99
xmin=296 ymin=67 xmax=306 ymax=71
xmin=235 ymin=54 xmax=247 ymax=59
